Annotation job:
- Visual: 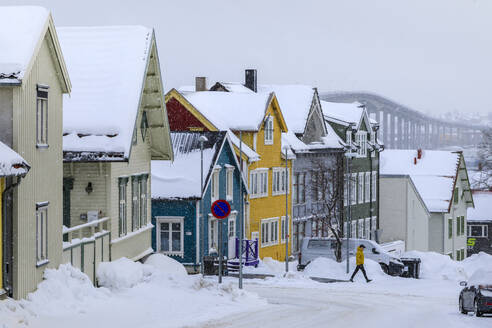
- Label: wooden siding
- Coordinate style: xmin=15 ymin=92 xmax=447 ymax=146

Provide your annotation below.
xmin=166 ymin=97 xmax=209 ymax=131
xmin=63 ymin=163 xmax=109 ymax=227
xmin=11 ymin=31 xmax=64 ymax=299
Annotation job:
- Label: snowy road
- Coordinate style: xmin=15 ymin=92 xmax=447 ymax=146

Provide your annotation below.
xmin=193 ymin=281 xmax=491 ymax=328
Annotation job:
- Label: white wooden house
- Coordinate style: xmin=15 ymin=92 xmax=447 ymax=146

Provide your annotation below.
xmin=58 ymin=26 xmax=173 ymax=281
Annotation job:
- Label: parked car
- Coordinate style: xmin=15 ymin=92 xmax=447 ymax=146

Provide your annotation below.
xmin=459 ymin=269 xmax=492 ymax=317
xmin=297 ymin=237 xmax=404 ymax=276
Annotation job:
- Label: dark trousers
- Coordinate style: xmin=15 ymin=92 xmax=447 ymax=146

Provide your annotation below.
xmin=350 ymin=264 xmax=369 ymax=281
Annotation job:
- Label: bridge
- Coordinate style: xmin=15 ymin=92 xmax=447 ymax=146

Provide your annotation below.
xmin=321 ymin=92 xmax=488 ymax=150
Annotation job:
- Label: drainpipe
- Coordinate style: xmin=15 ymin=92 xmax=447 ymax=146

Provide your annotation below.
xmin=2 ymin=176 xmax=23 ymax=296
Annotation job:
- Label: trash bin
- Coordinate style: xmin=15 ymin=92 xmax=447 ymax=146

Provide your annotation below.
xmin=203 ymin=256 xmax=216 ymax=276
xmin=400 ymin=257 xmax=421 ymax=279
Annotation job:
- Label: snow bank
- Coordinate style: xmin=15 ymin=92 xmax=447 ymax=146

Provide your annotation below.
xmin=304 ymin=257 xmax=386 ymax=281
xmin=467 ymin=268 xmax=492 ymax=286
xmin=144 ymin=253 xmax=188 ymax=277
xmin=97 ymin=257 xmax=153 ymax=290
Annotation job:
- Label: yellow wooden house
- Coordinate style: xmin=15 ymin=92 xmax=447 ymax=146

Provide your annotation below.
xmin=165 ymin=82 xmax=293 ymax=260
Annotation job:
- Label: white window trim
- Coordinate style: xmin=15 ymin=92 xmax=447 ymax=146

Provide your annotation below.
xmin=211 ymin=167 xmax=221 ymax=203
xmin=364 ymin=172 xmax=370 ymax=203
xmin=358 ymin=219 xmax=364 ymax=239
xmin=370 ymin=216 xmax=377 ymax=240
xmin=208 ymin=215 xmax=219 ymax=252
xmin=36 ymin=203 xmax=49 ymax=266
xmin=228 ymin=213 xmax=237 ymax=238
xmin=364 ymin=218 xmax=371 ymax=240
xmin=280 ymin=216 xmax=289 ymax=243
xmin=358 ymin=172 xmax=364 ymax=204
xmin=355 ymin=131 xmax=367 ymax=158
xmin=226 ymin=165 xmax=234 ymax=201
xmin=250 ymin=168 xmax=269 ymax=199
xmin=371 ymin=171 xmax=377 ymax=202
xmin=36 ymin=85 xmax=49 ymax=148
xmin=156 ymin=216 xmax=185 ymax=258
xmin=272 ymin=167 xmax=289 ymax=196
xmin=264 ymin=116 xmax=274 ymax=145
xmin=350 ymin=221 xmax=356 ymax=238
xmin=350 ymin=173 xmax=357 ymax=205
xmin=468 ymin=224 xmax=488 ymax=238
xmin=261 ymin=217 xmax=279 ymax=247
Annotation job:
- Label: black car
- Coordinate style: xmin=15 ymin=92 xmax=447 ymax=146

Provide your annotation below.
xmin=459 ymin=270 xmax=492 ymax=317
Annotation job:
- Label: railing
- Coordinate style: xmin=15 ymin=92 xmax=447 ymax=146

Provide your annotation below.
xmin=62 ymin=217 xmax=111 ymax=284
xmin=233 ymin=238 xmax=259 ymax=266
xmin=63 ymin=217 xmax=110 ymax=246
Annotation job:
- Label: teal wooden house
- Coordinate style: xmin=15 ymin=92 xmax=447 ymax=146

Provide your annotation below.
xmin=151 ymin=131 xmax=248 ymax=271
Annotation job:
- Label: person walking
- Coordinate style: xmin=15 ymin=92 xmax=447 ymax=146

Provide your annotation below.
xmin=350 ymin=244 xmax=372 ymax=283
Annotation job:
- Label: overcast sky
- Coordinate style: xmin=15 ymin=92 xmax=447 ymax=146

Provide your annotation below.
xmin=2 ymin=0 xmax=492 ymax=116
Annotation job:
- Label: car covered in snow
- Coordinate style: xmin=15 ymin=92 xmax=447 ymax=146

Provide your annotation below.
xmin=297 ymin=237 xmax=404 ymax=276
xmin=459 ymin=269 xmax=492 ymax=317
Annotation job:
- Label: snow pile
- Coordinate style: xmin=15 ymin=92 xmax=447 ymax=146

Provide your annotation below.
xmin=467 ymin=191 xmax=492 ymax=221
xmin=304 ymin=257 xmax=386 ymax=281
xmin=467 ymin=268 xmax=492 ymax=286
xmin=144 ymin=253 xmax=188 ymax=277
xmin=404 ymin=250 xmax=492 ymax=281
xmin=97 ymin=257 xmax=153 ymax=290
xmin=0 ymin=141 xmax=29 ymax=177
xmin=243 ymin=257 xmax=298 ymax=276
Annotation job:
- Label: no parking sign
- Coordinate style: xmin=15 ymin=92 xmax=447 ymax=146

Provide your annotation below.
xmin=211 ymin=199 xmax=231 ymax=219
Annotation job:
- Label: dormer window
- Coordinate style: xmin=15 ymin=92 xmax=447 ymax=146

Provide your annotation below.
xmin=346 ymin=130 xmax=352 ymax=147
xmin=264 ymin=116 xmax=274 ymax=145
xmin=355 ymin=131 xmax=367 ymax=157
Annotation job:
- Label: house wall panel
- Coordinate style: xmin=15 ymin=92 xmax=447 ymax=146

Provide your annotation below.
xmin=11 ymin=32 xmax=64 ymax=299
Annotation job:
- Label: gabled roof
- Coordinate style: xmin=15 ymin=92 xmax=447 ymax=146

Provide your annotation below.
xmin=0 ymin=6 xmax=70 ymax=92
xmin=0 ymin=141 xmax=30 ymax=177
xmin=380 ymin=149 xmax=467 ymax=213
xmin=181 ymin=91 xmax=288 ymax=132
xmin=467 ymin=191 xmax=492 ymax=222
xmin=59 ymin=26 xmax=172 ymax=161
xmin=151 ymin=131 xmax=248 ymax=200
xmin=322 ymin=101 xmax=368 ymax=126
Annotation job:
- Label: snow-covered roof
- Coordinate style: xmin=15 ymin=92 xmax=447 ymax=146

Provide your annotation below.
xmin=181 ymin=91 xmax=273 ymax=131
xmin=257 ymin=85 xmax=315 ymax=134
xmin=58 ymin=26 xmax=153 ymax=158
xmin=0 ymin=141 xmax=30 ymax=177
xmin=0 ymin=6 xmax=49 ymax=83
xmin=467 ymin=191 xmax=492 ymax=222
xmin=226 ymin=130 xmax=260 ymax=162
xmin=380 ymin=149 xmax=461 ymax=212
xmin=321 ymin=101 xmax=365 ymax=125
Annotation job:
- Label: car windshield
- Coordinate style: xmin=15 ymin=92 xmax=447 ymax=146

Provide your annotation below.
xmin=307 ymin=240 xmax=330 ymax=249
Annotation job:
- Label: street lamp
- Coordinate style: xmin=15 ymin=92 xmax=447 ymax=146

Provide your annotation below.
xmin=344 ymin=124 xmax=357 ymax=274
xmin=284 ymin=145 xmax=290 ymax=273
xmin=199 ymin=135 xmax=208 ymax=275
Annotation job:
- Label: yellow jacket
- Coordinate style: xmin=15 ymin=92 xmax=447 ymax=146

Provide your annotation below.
xmin=356 ymin=246 xmax=364 ymax=265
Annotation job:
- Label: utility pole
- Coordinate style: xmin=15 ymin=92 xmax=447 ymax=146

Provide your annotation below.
xmin=238 ymin=131 xmax=244 ymax=289
xmin=345 ymin=124 xmax=356 ymax=274
xmin=285 ymin=146 xmax=289 ymax=273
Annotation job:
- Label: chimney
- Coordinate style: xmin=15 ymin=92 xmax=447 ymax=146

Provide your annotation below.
xmin=245 ymin=69 xmax=257 ymax=92
xmin=195 ymin=77 xmax=207 ymax=92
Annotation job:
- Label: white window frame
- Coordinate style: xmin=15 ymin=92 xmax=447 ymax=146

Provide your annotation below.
xmin=250 ymin=168 xmax=268 ymax=198
xmin=211 ymin=167 xmax=220 ymax=202
xmin=156 ymin=216 xmax=184 ymax=257
xmin=272 ymin=167 xmax=289 ymax=196
xmin=208 ymin=216 xmax=219 ymax=252
xmin=36 ymin=85 xmax=49 ymax=147
xmin=36 ymin=202 xmax=49 ymax=266
xmin=228 ymin=214 xmax=236 ymax=238
xmin=131 ymin=175 xmax=140 ymax=231
xmin=468 ymin=224 xmax=488 ymax=238
xmin=371 ymin=171 xmax=377 ymax=202
xmin=225 ymin=165 xmax=234 ymax=201
xmin=280 ymin=216 xmax=289 ymax=243
xmin=343 ymin=221 xmax=348 ymax=238
xmin=118 ymin=177 xmax=128 ymax=237
xmin=365 ymin=218 xmax=371 ymax=240
xmin=350 ymin=173 xmax=357 ymax=205
xmin=364 ymin=172 xmax=370 ymax=203
xmin=358 ymin=219 xmax=364 ymax=238
xmin=261 ymin=218 xmax=279 ymax=247
xmin=370 ymin=216 xmax=377 ymax=240
xmin=351 ymin=221 xmax=356 ymax=238
xmin=264 ymin=115 xmax=274 ymax=145
xmin=370 ymin=131 xmax=376 ymax=158
xmin=358 ymin=172 xmax=364 ymax=204
xmin=343 ymin=174 xmax=348 ymax=206
xmin=355 ymin=131 xmax=367 ymax=158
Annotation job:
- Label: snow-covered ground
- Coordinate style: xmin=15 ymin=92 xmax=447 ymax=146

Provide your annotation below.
xmin=1 ymin=252 xmax=491 ymax=327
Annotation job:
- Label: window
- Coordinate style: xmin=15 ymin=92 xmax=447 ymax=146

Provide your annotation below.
xmin=312 ymin=171 xmax=324 ymax=201
xmin=36 ymin=203 xmax=49 ymax=265
xmin=209 ymin=217 xmax=218 ymax=251
xmin=358 ymin=172 xmax=364 ymax=204
xmin=281 ymin=216 xmax=288 ymax=243
xmin=141 ymin=111 xmax=149 ymax=141
xmin=264 ymin=115 xmax=274 ymax=145
xmin=346 ymin=130 xmax=352 ymax=147
xmin=157 ymin=217 xmax=184 ymax=257
xmin=370 ymin=216 xmax=377 ymax=240
xmin=468 ymin=225 xmax=488 ymax=237
xmin=261 ymin=218 xmax=279 ymax=247
xmin=371 ymin=172 xmax=377 ymax=201
xmin=226 ymin=166 xmax=234 ymax=201
xmin=370 ymin=131 xmax=376 ymax=157
xmin=343 ymin=222 xmax=348 ymax=238
xmin=365 ymin=218 xmax=371 ymax=240
xmin=211 ymin=168 xmax=220 ymax=202
xmin=456 ymin=250 xmax=460 ymax=261
xmin=461 ymin=216 xmax=465 ymax=236
xmin=365 ymin=173 xmax=370 ymax=203
xmin=250 ymin=169 xmax=268 ymax=198
xmin=355 ymin=131 xmax=367 ymax=157
xmin=343 ymin=174 xmax=348 ymax=205
xmin=228 ymin=215 xmax=236 ymax=238
xmin=448 ymin=218 xmax=453 ymax=239
xmin=293 ymin=172 xmax=306 ymax=204
xmin=456 ymin=217 xmax=460 ymax=236
xmin=131 ymin=176 xmax=140 ymax=231
xmin=350 ymin=173 xmax=357 ymax=205
xmin=453 ymin=188 xmax=459 ymax=204
xmin=461 ymin=249 xmax=465 ymax=261
xmin=36 ymin=85 xmax=49 ymax=147
xmin=118 ymin=177 xmax=128 ymax=236
xmin=273 ymin=168 xmax=289 ymax=195
xmin=358 ymin=219 xmax=364 ymax=238
xmin=139 ymin=174 xmax=148 ymax=226
xmin=351 ymin=221 xmax=356 ymax=238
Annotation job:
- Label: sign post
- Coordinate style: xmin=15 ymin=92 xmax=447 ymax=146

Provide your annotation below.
xmin=211 ymin=199 xmax=231 ymax=284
